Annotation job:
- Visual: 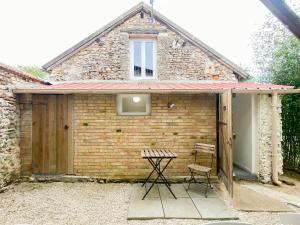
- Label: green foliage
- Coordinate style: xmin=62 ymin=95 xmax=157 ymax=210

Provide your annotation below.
xmin=18 ymin=65 xmax=48 ymax=79
xmin=270 ymin=37 xmax=300 ymax=170
xmin=252 ymin=1 xmax=300 ymax=82
xmin=253 ymin=1 xmax=300 ymax=170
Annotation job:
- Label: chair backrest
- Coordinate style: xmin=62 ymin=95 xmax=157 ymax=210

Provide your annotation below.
xmin=193 ymin=143 xmax=215 ymax=167
xmin=279 ymin=213 xmax=300 ymax=225
xmin=194 ymin=143 xmax=215 ymax=155
xmin=202 ymin=222 xmax=252 ymax=225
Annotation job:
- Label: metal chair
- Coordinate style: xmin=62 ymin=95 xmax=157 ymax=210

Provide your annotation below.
xmin=203 ymin=222 xmax=252 ymax=225
xmin=279 ymin=213 xmax=300 ymax=225
xmin=187 ymin=143 xmax=215 ymax=197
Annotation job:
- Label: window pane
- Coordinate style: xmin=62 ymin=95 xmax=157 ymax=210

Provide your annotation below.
xmin=145 ymin=42 xmax=154 ymax=77
xmin=122 ymin=96 xmax=147 ymax=113
xmin=133 ymin=41 xmax=142 ymax=77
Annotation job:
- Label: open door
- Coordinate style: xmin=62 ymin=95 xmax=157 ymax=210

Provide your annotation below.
xmin=219 ymin=90 xmax=233 ymax=197
xmin=32 ymin=94 xmax=74 ymax=175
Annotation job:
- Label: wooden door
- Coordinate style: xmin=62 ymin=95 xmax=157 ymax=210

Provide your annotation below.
xmin=219 ymin=90 xmax=233 ymax=197
xmin=32 ymin=95 xmax=73 ymax=175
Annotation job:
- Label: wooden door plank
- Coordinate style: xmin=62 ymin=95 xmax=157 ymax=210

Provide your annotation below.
xmin=62 ymin=95 xmax=69 ymax=173
xmin=32 ymin=95 xmax=47 ymax=174
xmin=56 ymin=95 xmax=64 ymax=173
xmin=32 ymin=95 xmax=40 ymax=174
xmin=43 ymin=95 xmax=50 ymax=173
xmin=219 ymin=90 xmax=233 ymax=197
xmin=67 ymin=95 xmax=74 ymax=174
xmin=48 ymin=95 xmax=57 ymax=174
xmin=56 ymin=95 xmax=69 ymax=174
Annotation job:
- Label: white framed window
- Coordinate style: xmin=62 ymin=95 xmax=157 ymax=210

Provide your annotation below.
xmin=130 ymin=39 xmax=156 ymax=79
xmin=117 ymin=94 xmax=151 ymax=115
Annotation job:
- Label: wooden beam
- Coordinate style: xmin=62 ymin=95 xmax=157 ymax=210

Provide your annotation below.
xmin=260 ymin=0 xmax=300 ymax=39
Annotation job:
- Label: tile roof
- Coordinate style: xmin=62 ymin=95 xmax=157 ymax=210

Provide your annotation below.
xmin=0 ymin=63 xmax=47 ymax=84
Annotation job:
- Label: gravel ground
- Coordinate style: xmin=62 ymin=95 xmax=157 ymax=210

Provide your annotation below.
xmin=0 ymin=182 xmax=296 ymax=225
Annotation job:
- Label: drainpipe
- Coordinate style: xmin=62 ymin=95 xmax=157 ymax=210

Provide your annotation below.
xmin=271 ymin=91 xmax=282 ymax=185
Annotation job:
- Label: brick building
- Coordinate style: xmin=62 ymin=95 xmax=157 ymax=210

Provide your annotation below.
xmin=2 ymin=2 xmax=298 ymax=195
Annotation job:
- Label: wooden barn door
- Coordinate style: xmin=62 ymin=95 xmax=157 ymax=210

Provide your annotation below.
xmin=218 ymin=90 xmax=233 ymax=197
xmin=32 ymin=95 xmax=73 ymax=175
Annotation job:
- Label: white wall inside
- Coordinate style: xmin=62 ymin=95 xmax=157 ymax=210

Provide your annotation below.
xmin=232 ymin=94 xmax=258 ymax=174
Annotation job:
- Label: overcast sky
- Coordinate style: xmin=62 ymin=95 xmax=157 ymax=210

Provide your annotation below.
xmin=0 ymin=0 xmax=280 ymax=70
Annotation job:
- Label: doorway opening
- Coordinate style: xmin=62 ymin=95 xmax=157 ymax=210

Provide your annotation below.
xmin=232 ymin=93 xmax=258 ymax=181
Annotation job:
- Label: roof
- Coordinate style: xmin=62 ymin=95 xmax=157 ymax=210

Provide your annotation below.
xmin=13 ymin=81 xmax=298 ymax=94
xmin=261 ymin=0 xmax=300 ymax=39
xmin=43 ymin=2 xmax=250 ymax=80
xmin=0 ymin=63 xmax=47 ymax=84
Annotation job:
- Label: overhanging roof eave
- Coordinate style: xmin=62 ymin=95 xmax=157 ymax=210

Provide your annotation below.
xmin=13 ymin=88 xmax=226 ymax=94
xmin=13 ymin=88 xmax=300 ymax=94
xmin=232 ymin=89 xmax=300 ymax=94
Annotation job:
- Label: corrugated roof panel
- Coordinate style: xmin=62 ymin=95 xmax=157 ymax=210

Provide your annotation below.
xmin=39 ymin=82 xmax=294 ymax=90
xmin=14 ymin=82 xmax=297 ymax=94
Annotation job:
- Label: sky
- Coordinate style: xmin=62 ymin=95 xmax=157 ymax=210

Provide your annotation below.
xmin=0 ymin=0 xmax=275 ymax=71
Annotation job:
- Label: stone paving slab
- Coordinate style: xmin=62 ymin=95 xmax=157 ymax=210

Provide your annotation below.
xmin=130 ymin=183 xmax=160 ymax=200
xmin=162 ymin=198 xmax=201 ymax=219
xmin=192 ymin=197 xmax=238 ymax=220
xmin=184 ymin=183 xmax=218 ymax=198
xmin=158 ymin=184 xmax=189 ymax=199
xmin=127 ymin=199 xmax=164 ymax=219
xmin=128 ymin=183 xmax=238 ymax=220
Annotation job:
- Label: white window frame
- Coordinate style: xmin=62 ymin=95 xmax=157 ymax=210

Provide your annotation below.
xmin=117 ymin=94 xmax=151 ymax=116
xmin=130 ymin=39 xmax=157 ymax=80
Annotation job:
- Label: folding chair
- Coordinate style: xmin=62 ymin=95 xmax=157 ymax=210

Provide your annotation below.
xmin=187 ymin=143 xmax=215 ymax=197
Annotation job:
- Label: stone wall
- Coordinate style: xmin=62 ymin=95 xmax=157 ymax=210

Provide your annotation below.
xmin=257 ymin=94 xmax=283 ymax=183
xmin=50 ymin=12 xmax=237 ymax=82
xmin=73 ymin=93 xmax=216 ymax=179
xmin=0 ymin=66 xmax=43 ymax=188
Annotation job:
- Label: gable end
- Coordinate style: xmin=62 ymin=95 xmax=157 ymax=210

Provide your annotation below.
xmin=43 ymin=2 xmax=250 ymax=80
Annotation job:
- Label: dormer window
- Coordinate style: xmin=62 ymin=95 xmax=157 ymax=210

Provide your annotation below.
xmin=130 ymin=39 xmax=156 ymax=79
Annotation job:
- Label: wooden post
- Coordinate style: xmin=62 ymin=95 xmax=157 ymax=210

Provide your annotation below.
xmin=271 ymin=92 xmax=281 ymax=185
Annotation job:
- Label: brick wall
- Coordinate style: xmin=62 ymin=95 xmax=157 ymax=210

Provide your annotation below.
xmin=73 ymin=93 xmax=216 ymax=179
xmin=50 ymin=12 xmax=237 ymax=82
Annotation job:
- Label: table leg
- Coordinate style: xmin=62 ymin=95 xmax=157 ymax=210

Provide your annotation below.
xmin=147 ymin=158 xmax=171 ymax=187
xmin=142 ymin=167 xmax=161 ymax=200
xmin=142 ymin=158 xmax=177 ymax=200
xmin=158 ymin=158 xmax=177 ymax=199
xmin=141 ymin=158 xmax=162 ymax=187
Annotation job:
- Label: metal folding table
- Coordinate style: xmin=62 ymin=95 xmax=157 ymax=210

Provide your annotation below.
xmin=141 ymin=149 xmax=177 ymax=200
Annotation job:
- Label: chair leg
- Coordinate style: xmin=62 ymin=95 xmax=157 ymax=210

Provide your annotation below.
xmin=187 ymin=168 xmax=196 ymax=189
xmin=205 ymin=172 xmax=209 ymax=198
xmin=204 ymin=172 xmax=213 ymax=198
xmin=207 ymin=172 xmax=213 ymax=189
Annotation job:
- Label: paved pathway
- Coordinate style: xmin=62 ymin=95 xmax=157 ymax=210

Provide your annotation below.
xmin=243 ymin=183 xmax=300 ymax=208
xmin=128 ymin=183 xmax=238 ymax=220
